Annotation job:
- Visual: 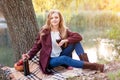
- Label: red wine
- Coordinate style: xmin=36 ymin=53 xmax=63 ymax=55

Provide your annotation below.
xmin=56 ymin=39 xmax=66 ymax=49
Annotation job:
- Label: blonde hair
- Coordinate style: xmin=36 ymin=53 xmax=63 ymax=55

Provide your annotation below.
xmin=40 ymin=9 xmax=68 ymax=39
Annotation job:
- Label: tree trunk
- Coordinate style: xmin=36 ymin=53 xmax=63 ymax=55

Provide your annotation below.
xmin=0 ymin=0 xmax=39 ymax=62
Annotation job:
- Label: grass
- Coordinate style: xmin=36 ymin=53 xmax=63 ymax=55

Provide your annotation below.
xmin=0 ymin=46 xmax=14 ymax=67
xmin=107 ymin=70 xmax=120 ymax=80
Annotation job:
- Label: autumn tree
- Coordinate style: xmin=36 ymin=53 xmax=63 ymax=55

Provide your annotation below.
xmin=0 ymin=0 xmax=39 ymax=61
xmin=32 ymin=0 xmax=120 ymax=14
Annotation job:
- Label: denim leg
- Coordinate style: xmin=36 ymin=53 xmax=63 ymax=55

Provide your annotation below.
xmin=74 ymin=42 xmax=85 ymax=56
xmin=60 ymin=44 xmax=75 ymax=68
xmin=49 ymin=56 xmax=84 ymax=68
xmin=60 ymin=42 xmax=84 ymax=57
xmin=60 ymin=44 xmax=75 ymax=57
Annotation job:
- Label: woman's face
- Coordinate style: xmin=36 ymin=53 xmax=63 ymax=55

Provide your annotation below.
xmin=50 ymin=12 xmax=60 ymax=27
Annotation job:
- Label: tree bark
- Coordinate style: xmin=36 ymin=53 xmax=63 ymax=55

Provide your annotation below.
xmin=0 ymin=0 xmax=39 ymax=62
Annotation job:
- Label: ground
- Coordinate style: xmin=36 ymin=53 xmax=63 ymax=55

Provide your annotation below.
xmin=0 ymin=60 xmax=120 ymax=80
xmin=67 ymin=60 xmax=120 ymax=80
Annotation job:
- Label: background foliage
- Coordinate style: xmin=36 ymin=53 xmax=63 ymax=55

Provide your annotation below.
xmin=32 ymin=0 xmax=120 ymax=13
xmin=32 ymin=0 xmax=120 ymax=41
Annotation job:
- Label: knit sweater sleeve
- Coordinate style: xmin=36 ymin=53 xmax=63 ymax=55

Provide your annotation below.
xmin=67 ymin=29 xmax=82 ymax=44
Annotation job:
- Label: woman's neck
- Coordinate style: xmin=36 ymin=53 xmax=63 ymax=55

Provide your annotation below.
xmin=51 ymin=26 xmax=59 ymax=32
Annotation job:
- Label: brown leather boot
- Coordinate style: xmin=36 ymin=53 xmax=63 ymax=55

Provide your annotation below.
xmin=79 ymin=53 xmax=89 ymax=62
xmin=83 ymin=62 xmax=104 ymax=72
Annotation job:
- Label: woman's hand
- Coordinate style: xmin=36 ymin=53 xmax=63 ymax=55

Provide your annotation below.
xmin=22 ymin=54 xmax=30 ymax=60
xmin=58 ymin=39 xmax=68 ymax=47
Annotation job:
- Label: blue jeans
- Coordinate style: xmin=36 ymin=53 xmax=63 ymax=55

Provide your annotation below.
xmin=49 ymin=42 xmax=84 ymax=68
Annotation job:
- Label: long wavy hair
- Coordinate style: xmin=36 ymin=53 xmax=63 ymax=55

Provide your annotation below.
xmin=39 ymin=9 xmax=68 ymax=39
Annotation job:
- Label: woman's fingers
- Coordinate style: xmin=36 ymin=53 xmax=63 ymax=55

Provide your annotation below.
xmin=58 ymin=40 xmax=66 ymax=46
xmin=22 ymin=54 xmax=29 ymax=60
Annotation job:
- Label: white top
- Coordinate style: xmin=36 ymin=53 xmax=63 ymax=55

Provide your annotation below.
xmin=50 ymin=31 xmax=62 ymax=57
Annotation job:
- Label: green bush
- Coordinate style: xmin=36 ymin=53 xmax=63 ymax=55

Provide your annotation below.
xmin=107 ymin=24 xmax=120 ymax=40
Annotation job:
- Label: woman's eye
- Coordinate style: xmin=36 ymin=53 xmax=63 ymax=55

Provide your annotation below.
xmin=55 ymin=17 xmax=58 ymax=19
xmin=50 ymin=16 xmax=59 ymax=20
xmin=50 ymin=17 xmax=53 ymax=19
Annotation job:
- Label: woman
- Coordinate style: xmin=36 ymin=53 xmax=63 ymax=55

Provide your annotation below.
xmin=22 ymin=9 xmax=104 ymax=74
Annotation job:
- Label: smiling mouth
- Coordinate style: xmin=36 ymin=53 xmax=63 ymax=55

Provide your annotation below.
xmin=52 ymin=22 xmax=58 ymax=24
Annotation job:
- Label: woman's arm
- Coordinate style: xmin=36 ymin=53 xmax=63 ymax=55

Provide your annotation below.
xmin=67 ymin=29 xmax=82 ymax=44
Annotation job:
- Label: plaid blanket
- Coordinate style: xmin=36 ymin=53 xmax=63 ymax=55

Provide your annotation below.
xmin=2 ymin=53 xmax=84 ymax=80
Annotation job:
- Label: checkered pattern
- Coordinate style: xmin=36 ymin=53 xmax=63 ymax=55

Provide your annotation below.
xmin=3 ymin=67 xmax=12 ymax=78
xmin=30 ymin=54 xmax=39 ymax=65
xmin=2 ymin=53 xmax=83 ymax=80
